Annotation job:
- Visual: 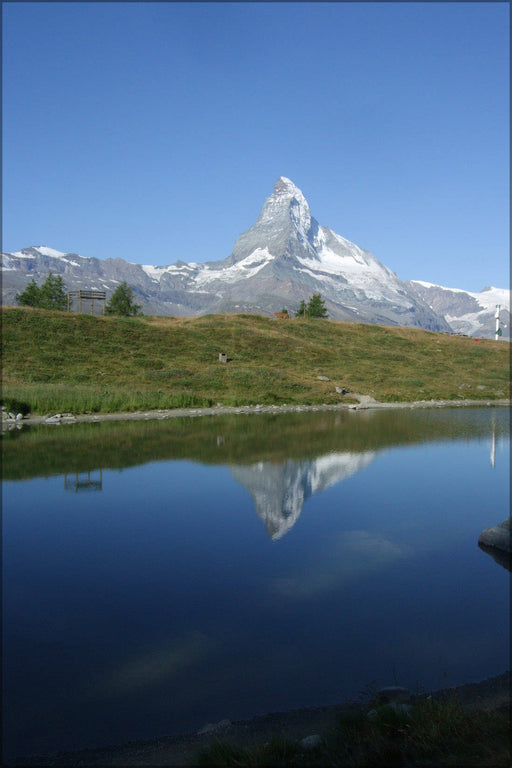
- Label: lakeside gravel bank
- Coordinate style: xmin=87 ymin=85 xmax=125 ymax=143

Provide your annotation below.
xmin=4 ymin=396 xmax=511 ymax=429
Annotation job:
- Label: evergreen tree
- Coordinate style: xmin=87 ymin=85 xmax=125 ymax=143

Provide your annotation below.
xmin=295 ymin=299 xmax=307 ymax=318
xmin=16 ymin=279 xmax=41 ymax=307
xmin=39 ymin=273 xmax=67 ymax=310
xmin=16 ymin=272 xmax=67 ymax=310
xmin=306 ymin=293 xmax=328 ymax=318
xmin=105 ymin=282 xmax=142 ymax=316
xmin=294 ymin=294 xmax=328 ymax=318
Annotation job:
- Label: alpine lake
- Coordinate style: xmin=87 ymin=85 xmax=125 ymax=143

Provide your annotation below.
xmin=2 ymin=406 xmax=510 ymax=762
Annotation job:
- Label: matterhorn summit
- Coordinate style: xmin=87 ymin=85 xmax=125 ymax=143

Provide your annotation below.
xmin=256 ymin=176 xmax=313 ymax=241
xmin=227 ymin=176 xmax=317 ymax=267
xmin=212 ymin=177 xmax=449 ymax=329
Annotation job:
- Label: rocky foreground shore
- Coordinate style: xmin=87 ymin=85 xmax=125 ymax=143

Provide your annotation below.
xmin=10 ymin=672 xmax=510 ymax=767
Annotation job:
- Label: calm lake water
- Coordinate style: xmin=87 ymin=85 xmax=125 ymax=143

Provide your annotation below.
xmin=2 ymin=407 xmax=510 ymax=760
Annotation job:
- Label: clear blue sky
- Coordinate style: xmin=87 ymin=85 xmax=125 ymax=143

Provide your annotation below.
xmin=2 ymin=2 xmax=509 ymax=292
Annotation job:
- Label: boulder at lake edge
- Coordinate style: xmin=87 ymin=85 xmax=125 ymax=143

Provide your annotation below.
xmin=478 ymin=518 xmax=511 ymax=553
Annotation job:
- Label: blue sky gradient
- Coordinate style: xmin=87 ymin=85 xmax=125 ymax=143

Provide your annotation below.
xmin=2 ymin=2 xmax=509 ymax=292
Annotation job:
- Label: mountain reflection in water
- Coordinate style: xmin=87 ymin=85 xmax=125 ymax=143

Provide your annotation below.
xmin=231 ymin=452 xmax=376 ymax=539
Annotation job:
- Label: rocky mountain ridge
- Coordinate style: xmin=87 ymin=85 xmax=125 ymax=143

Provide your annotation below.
xmin=2 ymin=178 xmax=509 ymax=337
xmin=406 ymin=281 xmax=510 ymax=340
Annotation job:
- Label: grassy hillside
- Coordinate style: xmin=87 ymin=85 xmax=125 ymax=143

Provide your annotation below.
xmin=1 ymin=307 xmax=510 ymax=414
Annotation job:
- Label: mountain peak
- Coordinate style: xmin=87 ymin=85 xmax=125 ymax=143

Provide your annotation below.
xmin=258 ymin=177 xmax=311 ymax=236
xmin=272 ymin=176 xmax=308 ymax=203
xmin=274 ymin=176 xmax=300 ymax=192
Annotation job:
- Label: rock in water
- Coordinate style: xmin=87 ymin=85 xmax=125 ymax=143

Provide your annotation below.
xmin=478 ymin=518 xmax=511 ymax=553
xmin=478 ymin=518 xmax=511 ymax=571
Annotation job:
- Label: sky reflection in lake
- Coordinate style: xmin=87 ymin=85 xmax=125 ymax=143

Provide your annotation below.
xmin=2 ymin=408 xmax=509 ymax=760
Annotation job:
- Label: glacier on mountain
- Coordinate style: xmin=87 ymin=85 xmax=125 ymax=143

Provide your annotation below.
xmin=407 ymin=281 xmax=510 ymax=340
xmin=29 ymin=246 xmax=68 ymax=259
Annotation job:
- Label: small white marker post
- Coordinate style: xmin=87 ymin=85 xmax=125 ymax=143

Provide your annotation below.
xmin=494 ymin=305 xmax=501 ymax=340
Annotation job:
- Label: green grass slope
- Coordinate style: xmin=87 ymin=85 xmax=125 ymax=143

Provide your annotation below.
xmin=2 ymin=307 xmax=510 ymax=414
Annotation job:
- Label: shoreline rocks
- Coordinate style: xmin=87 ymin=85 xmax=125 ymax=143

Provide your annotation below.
xmin=2 ymin=398 xmax=510 ymax=431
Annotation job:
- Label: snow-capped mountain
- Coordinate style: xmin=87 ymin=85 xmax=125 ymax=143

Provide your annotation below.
xmin=231 ymin=451 xmax=376 ymax=540
xmin=1 ymin=177 xmax=507 ymax=336
xmin=158 ymin=176 xmax=448 ymax=329
xmin=406 ymin=281 xmax=511 ymax=340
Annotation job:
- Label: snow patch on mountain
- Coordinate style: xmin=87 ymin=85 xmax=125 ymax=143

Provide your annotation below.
xmin=413 ymin=282 xmax=509 ymax=311
xmin=12 ymin=246 xmax=89 ymax=263
xmin=61 ymin=257 xmax=82 ymax=267
xmin=194 ymin=247 xmax=273 ymax=286
xmin=1 ymin=255 xmax=15 ymax=270
xmin=297 ymin=239 xmax=408 ymax=303
xmin=11 ymin=250 xmax=36 ymax=259
xmin=33 ymin=246 xmax=68 ymax=258
xmin=141 ymin=262 xmax=198 ymax=281
xmin=408 ymin=281 xmax=510 ymax=338
xmin=10 ymin=246 xmax=86 ymax=264
xmin=286 ymin=219 xmax=411 ymax=305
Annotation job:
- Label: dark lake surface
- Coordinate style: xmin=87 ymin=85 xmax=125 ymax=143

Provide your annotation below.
xmin=2 ymin=407 xmax=510 ymax=761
